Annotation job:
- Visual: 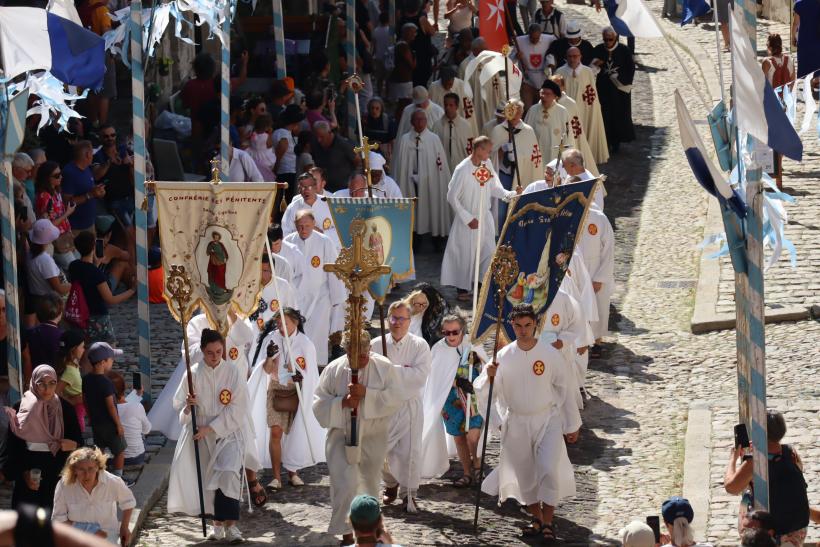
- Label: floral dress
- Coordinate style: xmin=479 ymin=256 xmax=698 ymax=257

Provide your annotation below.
xmin=441 ymin=349 xmax=483 ymax=435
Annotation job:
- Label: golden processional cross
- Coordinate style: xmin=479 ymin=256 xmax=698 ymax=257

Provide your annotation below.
xmin=324 ymin=219 xmax=391 ymax=445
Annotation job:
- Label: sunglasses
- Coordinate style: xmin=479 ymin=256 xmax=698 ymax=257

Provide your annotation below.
xmin=442 ymin=329 xmax=461 ymax=336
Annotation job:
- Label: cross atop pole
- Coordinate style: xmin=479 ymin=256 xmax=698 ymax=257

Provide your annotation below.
xmin=353 ymin=137 xmax=379 ymax=197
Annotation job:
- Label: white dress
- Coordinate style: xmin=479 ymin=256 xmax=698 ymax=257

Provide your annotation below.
xmin=247 ymin=132 xmax=277 ymax=181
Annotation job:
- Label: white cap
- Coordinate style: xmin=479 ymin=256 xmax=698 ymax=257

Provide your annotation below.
xmin=29 ymin=218 xmax=61 ymax=245
xmin=566 ymin=20 xmax=581 ymax=38
xmin=412 ymin=86 xmax=429 ymax=104
xmin=369 ymin=152 xmax=386 ymax=171
xmin=619 ymin=521 xmax=656 ymax=547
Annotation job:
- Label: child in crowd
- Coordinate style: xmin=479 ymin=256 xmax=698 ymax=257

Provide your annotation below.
xmin=109 ymin=371 xmax=152 ymax=466
xmin=248 ymin=113 xmax=277 ymax=181
xmin=82 ymin=342 xmax=129 ymax=482
xmin=56 ymin=329 xmax=86 ymax=431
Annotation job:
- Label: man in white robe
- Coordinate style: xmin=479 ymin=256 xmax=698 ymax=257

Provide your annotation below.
xmin=551 ymin=74 xmax=599 ymax=175
xmin=313 ymin=330 xmax=402 ymax=545
xmin=490 ymin=100 xmax=543 ymax=192
xmin=577 ymin=200 xmax=614 ymax=348
xmin=420 ymin=314 xmax=489 ymax=484
xmin=528 ymin=150 xmax=605 ymax=210
xmin=482 ymin=104 xmax=505 ymax=138
xmin=433 ymin=92 xmax=476 ymax=171
xmin=393 ymin=110 xmax=453 ymax=238
xmin=332 ymin=154 xmax=402 ymax=199
xmin=168 ymin=329 xmax=249 ymax=543
xmin=465 ymin=51 xmax=510 ymax=136
xmin=475 ymin=305 xmax=580 ymax=541
xmin=539 ymin=283 xmax=587 ymax=411
xmin=280 ymin=209 xmax=346 ymax=366
xmin=282 ymin=172 xmax=339 ymax=247
xmin=370 ymin=301 xmax=432 ymax=512
xmin=395 ymin=86 xmax=444 ymax=142
xmin=249 ymin=252 xmax=298 ymax=338
xmin=267 ymin=224 xmax=297 ymax=284
xmin=555 ymin=47 xmax=609 ymax=165
xmin=524 ymin=79 xmax=575 ymax=170
xmin=442 ymin=137 xmax=521 ymax=299
xmin=429 ymin=66 xmax=478 ymax=135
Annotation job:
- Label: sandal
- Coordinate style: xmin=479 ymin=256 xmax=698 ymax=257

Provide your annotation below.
xmin=453 ymin=474 xmax=473 ymax=488
xmin=542 ymin=522 xmax=557 ymax=543
xmin=248 ymin=479 xmax=268 ymax=508
xmin=520 ymin=519 xmax=544 ymax=538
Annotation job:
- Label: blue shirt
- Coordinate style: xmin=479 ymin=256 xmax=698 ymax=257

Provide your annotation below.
xmin=61 ymin=162 xmax=96 ymax=230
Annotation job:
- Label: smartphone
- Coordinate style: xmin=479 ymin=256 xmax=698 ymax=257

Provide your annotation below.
xmin=646 ymin=516 xmax=661 ymax=543
xmin=132 ymin=372 xmax=142 ymax=391
xmin=95 ymin=238 xmax=104 ymax=259
xmin=734 ymin=423 xmax=750 ymax=448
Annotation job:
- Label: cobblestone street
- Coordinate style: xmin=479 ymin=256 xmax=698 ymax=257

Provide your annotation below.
xmin=123 ymin=3 xmax=820 ymax=546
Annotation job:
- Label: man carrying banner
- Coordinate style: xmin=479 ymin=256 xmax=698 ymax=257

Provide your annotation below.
xmin=280 ymin=209 xmax=346 ymax=366
xmin=313 ymin=330 xmax=402 ymax=546
xmin=370 ymin=301 xmax=432 ymax=513
xmin=475 ymin=304 xmax=579 ymax=543
xmin=432 ymin=92 xmax=476 ymax=171
xmin=442 ymin=136 xmax=522 ymax=301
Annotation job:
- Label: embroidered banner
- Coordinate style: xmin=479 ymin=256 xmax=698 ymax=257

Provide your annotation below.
xmin=155 ymin=181 xmax=277 ymax=333
xmin=471 ymin=179 xmax=597 ymax=344
xmin=325 ymin=197 xmax=415 ymax=301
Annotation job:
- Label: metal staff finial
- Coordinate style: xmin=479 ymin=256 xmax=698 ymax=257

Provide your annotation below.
xmin=210 ymin=157 xmax=221 ymax=184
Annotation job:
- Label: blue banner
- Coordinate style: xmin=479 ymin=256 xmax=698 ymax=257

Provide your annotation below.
xmin=326 ymin=197 xmax=415 ymax=301
xmin=471 ymin=179 xmax=597 ymax=344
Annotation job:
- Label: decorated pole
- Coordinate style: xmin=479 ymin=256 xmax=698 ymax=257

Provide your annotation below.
xmin=273 ymin=0 xmax=287 ymax=79
xmin=221 ymin=12 xmax=231 ymax=174
xmin=345 ymin=0 xmax=356 ymax=140
xmin=131 ymin=0 xmax=152 ymax=400
xmin=166 ymin=265 xmax=208 ymax=538
xmin=0 ymin=86 xmax=28 ymax=403
xmin=473 ymin=245 xmax=519 ymax=531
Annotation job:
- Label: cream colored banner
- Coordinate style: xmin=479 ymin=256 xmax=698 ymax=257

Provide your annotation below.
xmin=155 ymin=182 xmax=277 ymax=333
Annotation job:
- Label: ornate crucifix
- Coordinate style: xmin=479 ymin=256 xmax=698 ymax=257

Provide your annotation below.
xmin=324 ymin=219 xmax=391 ymax=445
xmin=353 ymin=136 xmax=380 ymax=198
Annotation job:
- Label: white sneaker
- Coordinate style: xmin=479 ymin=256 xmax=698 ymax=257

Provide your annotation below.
xmin=207 ymin=525 xmax=225 ymax=541
xmin=289 ymin=474 xmax=304 ymax=486
xmin=226 ymin=525 xmax=244 ymax=544
xmin=266 ymin=478 xmax=281 ymax=490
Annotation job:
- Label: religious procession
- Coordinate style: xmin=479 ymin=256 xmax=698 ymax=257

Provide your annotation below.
xmin=0 ymin=0 xmax=819 ymax=544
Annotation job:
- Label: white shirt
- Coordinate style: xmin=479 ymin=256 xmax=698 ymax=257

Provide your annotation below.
xmin=52 ymin=471 xmax=136 ymax=540
xmin=117 ymin=400 xmax=152 ymax=458
xmin=27 ymin=252 xmax=62 ymax=297
xmin=228 ymin=147 xmax=264 ymax=182
xmin=272 ymin=128 xmax=297 ymax=174
xmin=516 ymin=34 xmax=555 ymax=72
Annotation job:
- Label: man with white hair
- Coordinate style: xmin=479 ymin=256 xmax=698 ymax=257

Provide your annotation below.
xmin=11 ymin=153 xmax=36 ymax=227
xmin=393 ymin=109 xmax=452 ymax=241
xmin=432 ymin=93 xmax=476 ymax=171
xmin=526 ymin=149 xmax=605 ymax=210
xmin=524 ymin=80 xmax=574 ymax=170
xmin=282 ymin=172 xmax=338 ymax=247
xmin=312 ymin=120 xmax=359 ymax=192
xmin=395 ymin=86 xmax=444 ymax=141
xmin=555 ymin=47 xmax=609 ymax=165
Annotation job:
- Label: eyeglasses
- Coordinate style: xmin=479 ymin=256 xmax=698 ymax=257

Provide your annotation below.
xmin=35 ymin=380 xmax=58 ymax=388
xmin=412 ymin=301 xmax=428 ymax=308
xmin=389 ymin=316 xmax=409 ymax=324
xmin=442 ymin=329 xmax=461 ymax=336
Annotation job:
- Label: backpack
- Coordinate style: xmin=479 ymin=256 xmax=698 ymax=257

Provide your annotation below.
xmin=769 ymin=55 xmax=791 ymax=90
xmin=768 ymin=444 xmax=810 ymax=535
xmin=64 ymin=281 xmax=90 ymax=329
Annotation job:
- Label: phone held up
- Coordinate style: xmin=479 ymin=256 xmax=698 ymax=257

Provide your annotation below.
xmin=646 ymin=515 xmax=661 ymax=543
xmin=734 ymin=423 xmax=753 ymax=461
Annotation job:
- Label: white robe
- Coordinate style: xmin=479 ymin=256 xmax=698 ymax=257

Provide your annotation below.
xmin=247 ymin=330 xmax=326 ymax=471
xmin=393 ymin=129 xmax=453 ymax=237
xmin=281 ymin=230 xmax=347 ymax=365
xmin=281 ymin=195 xmax=339 ymax=248
xmin=524 ymin=101 xmax=575 ymax=169
xmin=149 ymin=315 xmax=260 ymax=479
xmin=489 ymin=120 xmax=543 ymax=189
xmin=557 ymin=94 xmax=599 ymax=176
xmin=313 ymin=353 xmax=402 ymax=535
xmin=560 ymin=261 xmax=596 ymax=392
xmin=474 ymin=340 xmax=578 ymax=506
xmin=524 ymin=172 xmax=605 ymax=211
xmin=432 ymin=115 xmax=475 ymax=172
xmin=555 ymin=63 xmax=609 ymax=165
xmin=333 ymin=175 xmax=403 ymax=198
xmin=420 ymin=339 xmax=489 ymax=479
xmin=395 ymin=101 xmax=444 ymax=141
xmin=577 ymin=204 xmax=615 ymax=339
xmin=441 ymin=157 xmax=516 ymax=290
xmin=167 ymin=359 xmax=249 ymax=516
xmin=540 ymin=286 xmax=586 ymax=412
xmin=429 ymin=77 xmax=479 ymax=135
xmin=249 ymin=276 xmax=297 ymax=334
xmin=371 ymin=333 xmax=432 ymax=496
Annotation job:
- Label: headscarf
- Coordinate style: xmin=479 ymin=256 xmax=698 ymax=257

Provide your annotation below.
xmin=8 ymin=365 xmax=64 ymax=455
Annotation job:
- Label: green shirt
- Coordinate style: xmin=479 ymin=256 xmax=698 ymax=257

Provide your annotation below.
xmin=61 ymin=364 xmax=82 ymax=397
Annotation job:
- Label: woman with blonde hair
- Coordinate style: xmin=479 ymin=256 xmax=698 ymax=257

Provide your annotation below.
xmin=52 ymin=446 xmax=136 ymax=545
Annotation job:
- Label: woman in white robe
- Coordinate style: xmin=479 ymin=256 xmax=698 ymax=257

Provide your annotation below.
xmin=247 ymin=307 xmax=325 ymax=488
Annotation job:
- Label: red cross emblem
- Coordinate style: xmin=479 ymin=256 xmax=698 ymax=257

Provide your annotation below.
xmin=532 ymin=360 xmax=545 ymax=376
xmin=311 ymin=256 xmax=321 ymax=268
xmin=466 ymin=137 xmax=474 ymax=155
xmin=436 ymin=156 xmax=443 ymax=170
xmin=462 ymin=97 xmax=474 ymax=119
xmin=551 ymin=313 xmax=560 ymax=326
xmin=529 ymin=53 xmax=542 ymax=68
xmin=228 ymin=347 xmax=239 ymax=360
xmin=582 ymin=85 xmax=596 ymax=106
xmin=473 ymin=164 xmax=492 ymax=185
xmin=511 ymin=64 xmax=520 ymax=77
xmin=571 ymin=116 xmax=582 ymax=138
xmin=588 ymin=223 xmax=598 ymax=236
xmin=296 ymin=356 xmax=306 ymax=370
xmin=530 ymin=144 xmax=542 ymax=168
xmin=219 ymin=389 xmax=232 ymax=405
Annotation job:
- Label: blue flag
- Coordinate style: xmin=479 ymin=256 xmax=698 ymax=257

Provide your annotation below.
xmin=681 ymin=0 xmax=710 ymax=25
xmin=326 ymin=197 xmax=415 ymax=301
xmin=470 ymin=180 xmax=596 ymax=345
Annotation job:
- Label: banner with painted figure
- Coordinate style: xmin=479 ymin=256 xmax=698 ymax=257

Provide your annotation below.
xmin=326 ymin=197 xmax=415 ymax=301
xmin=155 ymin=182 xmax=278 ymax=333
xmin=471 ymin=179 xmax=597 ymax=344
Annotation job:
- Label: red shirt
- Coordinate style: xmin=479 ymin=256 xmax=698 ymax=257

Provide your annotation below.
xmin=35 ymin=191 xmax=71 ymax=234
xmin=181 ymin=78 xmax=217 ymax=118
